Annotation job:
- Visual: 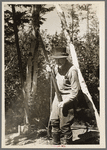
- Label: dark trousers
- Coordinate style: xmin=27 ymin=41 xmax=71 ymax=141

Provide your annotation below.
xmin=51 ymin=108 xmax=74 ymax=135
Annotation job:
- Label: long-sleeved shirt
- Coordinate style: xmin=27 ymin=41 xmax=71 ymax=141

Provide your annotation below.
xmin=56 ymin=65 xmax=80 ymax=100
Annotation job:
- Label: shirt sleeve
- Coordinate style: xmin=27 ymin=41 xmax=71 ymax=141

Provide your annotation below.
xmin=68 ymin=67 xmax=80 ymax=100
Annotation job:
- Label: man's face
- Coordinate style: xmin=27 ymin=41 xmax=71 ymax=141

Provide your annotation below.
xmin=55 ymin=58 xmax=66 ymax=68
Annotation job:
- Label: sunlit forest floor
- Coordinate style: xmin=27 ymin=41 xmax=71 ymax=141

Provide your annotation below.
xmin=5 ymin=121 xmax=99 ymax=147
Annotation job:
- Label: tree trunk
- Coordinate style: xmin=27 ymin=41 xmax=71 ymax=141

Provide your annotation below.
xmin=12 ymin=5 xmax=30 ymax=127
xmin=31 ymin=5 xmax=41 ymax=99
xmin=12 ymin=5 xmax=24 ymax=87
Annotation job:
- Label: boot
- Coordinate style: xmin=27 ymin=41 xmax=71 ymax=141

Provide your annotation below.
xmin=52 ymin=132 xmax=60 ymax=145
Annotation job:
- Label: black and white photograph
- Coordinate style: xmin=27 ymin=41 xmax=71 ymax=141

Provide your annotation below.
xmin=2 ymin=1 xmax=105 ymax=148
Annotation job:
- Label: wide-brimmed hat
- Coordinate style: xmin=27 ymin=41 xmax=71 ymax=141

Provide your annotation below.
xmin=51 ymin=47 xmax=69 ymax=58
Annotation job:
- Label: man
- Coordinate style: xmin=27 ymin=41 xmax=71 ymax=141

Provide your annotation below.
xmin=47 ymin=47 xmax=80 ymax=145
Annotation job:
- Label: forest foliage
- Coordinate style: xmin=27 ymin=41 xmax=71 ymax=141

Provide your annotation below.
xmin=4 ymin=4 xmax=99 ymax=134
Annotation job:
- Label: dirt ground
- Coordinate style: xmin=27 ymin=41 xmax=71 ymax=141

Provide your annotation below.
xmin=5 ymin=123 xmax=99 ymax=148
xmin=5 ymin=107 xmax=100 ymax=148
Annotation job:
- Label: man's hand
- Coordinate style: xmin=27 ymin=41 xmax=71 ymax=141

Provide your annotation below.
xmin=58 ymin=101 xmax=65 ymax=108
xmin=58 ymin=98 xmax=71 ymax=108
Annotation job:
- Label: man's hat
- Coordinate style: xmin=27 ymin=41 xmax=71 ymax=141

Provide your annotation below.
xmin=51 ymin=47 xmax=69 ymax=58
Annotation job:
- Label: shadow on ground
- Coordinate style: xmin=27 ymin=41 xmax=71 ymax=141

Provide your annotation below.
xmin=72 ymin=131 xmax=99 ymax=144
xmin=5 ymin=128 xmax=99 ymax=146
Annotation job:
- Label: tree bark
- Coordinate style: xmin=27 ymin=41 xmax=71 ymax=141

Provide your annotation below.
xmin=12 ymin=5 xmax=24 ymax=87
xmin=12 ymin=5 xmax=30 ymax=126
xmin=31 ymin=5 xmax=41 ymax=98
